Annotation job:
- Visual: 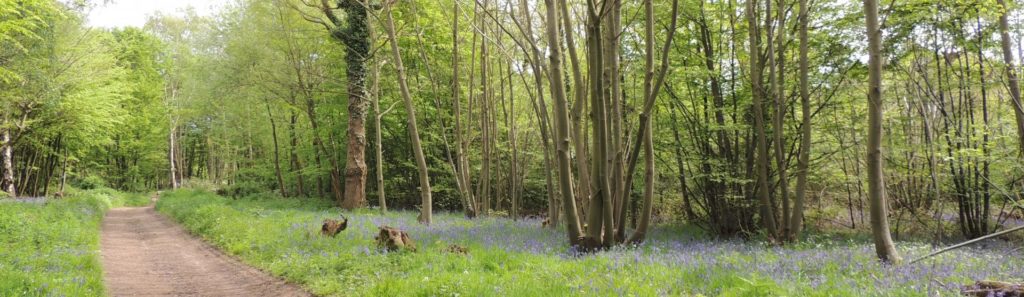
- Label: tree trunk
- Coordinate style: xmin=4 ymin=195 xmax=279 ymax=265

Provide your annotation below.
xmin=545 ymin=0 xmax=583 ymax=244
xmin=338 ymin=0 xmax=371 ymax=210
xmin=997 ymin=0 xmax=1024 ymax=155
xmin=560 ymin=0 xmax=591 ymax=222
xmin=288 ymin=109 xmax=305 ymax=197
xmin=747 ymin=0 xmax=778 ymax=237
xmin=169 ymin=122 xmax=178 ymax=190
xmin=373 ymin=59 xmax=387 ymax=212
xmin=382 ymin=2 xmax=433 ymax=225
xmin=863 ymin=0 xmax=901 ymax=263
xmin=1 ymin=126 xmax=14 ymax=196
xmin=265 ymin=98 xmax=287 ymax=197
xmin=452 ymin=1 xmax=477 ymax=217
xmin=790 ymin=0 xmax=811 ymax=240
xmin=771 ymin=0 xmax=791 ymax=238
xmin=625 ymin=0 xmax=679 ymax=244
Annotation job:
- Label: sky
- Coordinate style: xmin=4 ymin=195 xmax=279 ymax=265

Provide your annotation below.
xmin=86 ymin=0 xmax=224 ymax=28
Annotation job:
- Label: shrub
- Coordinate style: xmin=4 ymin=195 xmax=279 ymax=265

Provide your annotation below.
xmin=71 ymin=175 xmax=108 ymax=190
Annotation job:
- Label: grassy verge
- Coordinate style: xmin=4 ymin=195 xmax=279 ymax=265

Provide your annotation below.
xmin=0 ymin=188 xmax=148 ymax=296
xmin=156 ymin=189 xmax=1024 ymax=296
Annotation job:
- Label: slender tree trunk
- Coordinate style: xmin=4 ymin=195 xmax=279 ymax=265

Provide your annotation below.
xmin=382 ymin=2 xmax=433 ymax=225
xmin=626 ymin=0 xmax=679 ymax=244
xmin=863 ymin=0 xmax=901 ymax=263
xmin=265 ymin=98 xmax=287 ymax=197
xmin=517 ymin=0 xmax=558 ymax=227
xmin=546 ymin=0 xmax=583 ymax=244
xmin=289 ymin=109 xmax=305 ymax=196
xmin=747 ymin=0 xmax=778 ymax=237
xmin=169 ymin=121 xmax=178 ymax=190
xmin=59 ymin=146 xmax=68 ymax=194
xmin=790 ymin=0 xmax=811 ymax=240
xmin=373 ymin=59 xmax=388 ymax=212
xmin=560 ymin=0 xmax=591 ymax=222
xmin=452 ymin=1 xmax=477 ymax=217
xmin=1 ymin=126 xmax=14 ymax=196
xmin=584 ymin=1 xmax=614 ymax=248
xmin=772 ymin=0 xmax=791 ymax=238
xmin=478 ymin=0 xmax=493 ymax=215
xmin=997 ymin=0 xmax=1024 ymax=155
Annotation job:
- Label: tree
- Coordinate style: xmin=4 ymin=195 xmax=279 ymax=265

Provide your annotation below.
xmin=997 ymin=0 xmax=1024 ymax=155
xmin=299 ymin=0 xmax=372 ymax=208
xmin=380 ymin=0 xmax=433 ymax=225
xmin=863 ymin=0 xmax=900 ymax=263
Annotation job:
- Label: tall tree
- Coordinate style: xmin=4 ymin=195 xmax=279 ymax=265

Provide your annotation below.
xmin=863 ymin=0 xmax=900 ymax=263
xmin=997 ymin=0 xmax=1024 ymax=155
xmin=380 ymin=0 xmax=433 ymax=225
xmin=302 ymin=0 xmax=371 ymax=208
xmin=789 ymin=0 xmax=811 ymax=240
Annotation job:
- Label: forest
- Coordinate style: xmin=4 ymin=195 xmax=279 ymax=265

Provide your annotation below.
xmin=2 ymin=0 xmax=1024 ymax=295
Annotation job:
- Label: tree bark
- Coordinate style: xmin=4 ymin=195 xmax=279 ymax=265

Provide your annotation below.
xmin=747 ymin=0 xmax=778 ymax=237
xmin=372 ymin=59 xmax=387 ymax=212
xmin=997 ymin=0 xmax=1024 ymax=155
xmin=452 ymin=1 xmax=477 ymax=217
xmin=265 ymin=98 xmax=287 ymax=197
xmin=381 ymin=2 xmax=433 ymax=225
xmin=288 ymin=109 xmax=305 ymax=197
xmin=545 ymin=0 xmax=583 ymax=244
xmin=790 ymin=0 xmax=811 ymax=240
xmin=864 ymin=0 xmax=901 ymax=263
xmin=1 ymin=126 xmax=14 ymax=196
xmin=338 ymin=0 xmax=370 ymax=209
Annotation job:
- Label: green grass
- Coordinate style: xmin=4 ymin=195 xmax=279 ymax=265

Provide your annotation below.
xmin=0 ymin=187 xmax=149 ymax=297
xmin=156 ymin=189 xmax=1024 ymax=296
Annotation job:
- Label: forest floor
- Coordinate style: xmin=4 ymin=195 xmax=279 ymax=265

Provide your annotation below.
xmin=154 ymin=189 xmax=1024 ymax=297
xmin=99 ymin=196 xmax=311 ymax=297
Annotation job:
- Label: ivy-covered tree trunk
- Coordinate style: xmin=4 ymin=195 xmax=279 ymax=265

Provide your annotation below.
xmin=337 ymin=0 xmax=370 ymax=209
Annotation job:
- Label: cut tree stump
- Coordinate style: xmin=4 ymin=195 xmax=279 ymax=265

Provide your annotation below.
xmin=321 ymin=216 xmax=348 ymax=237
xmin=444 ymin=244 xmax=468 ymax=255
xmin=375 ymin=226 xmax=415 ymax=252
xmin=962 ymin=280 xmax=1024 ymax=297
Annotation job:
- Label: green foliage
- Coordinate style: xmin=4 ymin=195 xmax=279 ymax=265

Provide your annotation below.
xmin=70 ymin=175 xmax=106 ymax=190
xmin=217 ymin=167 xmax=278 ymax=198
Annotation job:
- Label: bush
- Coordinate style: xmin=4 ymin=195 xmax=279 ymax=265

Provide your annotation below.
xmin=0 ymin=190 xmax=8 ymax=199
xmin=217 ymin=167 xmax=276 ymax=198
xmin=71 ymin=175 xmax=108 ymax=190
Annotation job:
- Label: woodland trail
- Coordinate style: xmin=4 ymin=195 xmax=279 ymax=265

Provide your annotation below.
xmin=100 ymin=196 xmax=311 ymax=297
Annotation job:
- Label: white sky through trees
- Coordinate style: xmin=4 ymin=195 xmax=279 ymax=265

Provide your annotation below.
xmin=86 ymin=0 xmax=224 ymax=28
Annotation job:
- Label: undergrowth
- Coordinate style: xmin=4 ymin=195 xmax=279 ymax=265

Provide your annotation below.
xmin=0 ymin=188 xmax=146 ymax=296
xmin=157 ymin=189 xmax=1024 ymax=296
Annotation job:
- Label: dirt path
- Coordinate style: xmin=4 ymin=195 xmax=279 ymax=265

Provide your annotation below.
xmin=100 ymin=203 xmax=312 ymax=297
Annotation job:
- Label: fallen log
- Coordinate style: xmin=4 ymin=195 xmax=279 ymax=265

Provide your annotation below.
xmin=962 ymin=280 xmax=1024 ymax=297
xmin=910 ymin=224 xmax=1024 ymax=264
